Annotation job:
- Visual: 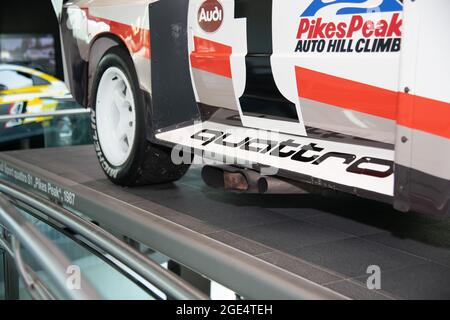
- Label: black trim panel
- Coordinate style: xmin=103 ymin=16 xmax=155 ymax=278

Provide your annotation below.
xmin=149 ymin=0 xmax=200 ymax=131
xmin=235 ymin=0 xmax=299 ymax=122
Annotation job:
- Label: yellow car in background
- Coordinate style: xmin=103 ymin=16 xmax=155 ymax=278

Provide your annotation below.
xmin=0 ymin=64 xmax=70 ymax=127
xmin=0 ymin=64 xmax=90 ymax=149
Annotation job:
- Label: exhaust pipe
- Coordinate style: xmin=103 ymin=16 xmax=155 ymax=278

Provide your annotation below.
xmin=201 ymin=165 xmax=261 ymax=193
xmin=201 ymin=165 xmax=308 ymax=194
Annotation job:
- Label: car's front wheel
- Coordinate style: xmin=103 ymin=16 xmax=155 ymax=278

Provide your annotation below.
xmin=90 ymin=46 xmax=190 ymax=186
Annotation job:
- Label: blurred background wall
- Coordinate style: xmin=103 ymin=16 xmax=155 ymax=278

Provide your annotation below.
xmin=0 ymin=1 xmax=63 ymax=79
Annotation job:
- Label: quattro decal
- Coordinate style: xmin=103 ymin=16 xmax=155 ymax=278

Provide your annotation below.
xmin=191 ymin=128 xmax=394 ymax=179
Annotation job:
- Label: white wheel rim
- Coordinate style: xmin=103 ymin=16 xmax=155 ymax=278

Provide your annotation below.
xmin=96 ymin=67 xmax=136 ymax=167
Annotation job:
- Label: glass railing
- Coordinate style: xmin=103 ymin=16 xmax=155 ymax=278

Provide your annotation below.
xmin=0 ymin=182 xmax=207 ymax=300
xmin=0 ymin=194 xmax=100 ymax=299
xmin=16 ymin=212 xmax=158 ymax=300
xmin=0 ymin=97 xmax=91 ymax=151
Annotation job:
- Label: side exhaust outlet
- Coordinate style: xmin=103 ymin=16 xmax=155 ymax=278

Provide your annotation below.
xmin=201 ymin=165 xmax=308 ymax=195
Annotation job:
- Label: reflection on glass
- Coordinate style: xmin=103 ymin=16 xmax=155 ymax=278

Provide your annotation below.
xmin=15 ymin=209 xmax=158 ymax=300
xmin=0 ymin=61 xmax=91 ymax=151
xmin=0 ymin=97 xmax=91 ymax=151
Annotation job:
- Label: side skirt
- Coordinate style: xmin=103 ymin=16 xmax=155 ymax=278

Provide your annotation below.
xmin=155 ymin=120 xmax=396 ymax=203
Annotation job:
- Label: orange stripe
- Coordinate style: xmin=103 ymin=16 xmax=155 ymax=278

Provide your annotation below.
xmin=398 ymin=93 xmax=450 ymax=139
xmin=84 ymin=9 xmax=150 ymax=59
xmin=190 ymin=36 xmax=232 ymax=78
xmin=295 ymin=66 xmax=398 ymax=120
xmin=296 ymin=66 xmax=450 ymax=139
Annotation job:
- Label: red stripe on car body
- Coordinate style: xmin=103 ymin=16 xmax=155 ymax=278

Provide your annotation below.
xmin=296 ymin=66 xmax=398 ymax=120
xmin=190 ymin=36 xmax=232 ymax=78
xmin=296 ymin=66 xmax=450 ymax=139
xmin=83 ymin=9 xmax=151 ymax=59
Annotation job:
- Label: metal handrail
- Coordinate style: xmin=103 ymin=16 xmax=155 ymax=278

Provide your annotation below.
xmin=0 ymin=194 xmax=100 ymax=300
xmin=0 ymin=108 xmax=90 ymax=123
xmin=10 ymin=236 xmax=56 ymax=300
xmin=0 ymin=180 xmax=208 ymax=300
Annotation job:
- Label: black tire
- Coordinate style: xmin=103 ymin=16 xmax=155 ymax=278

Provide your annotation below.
xmin=90 ymin=46 xmax=190 ymax=186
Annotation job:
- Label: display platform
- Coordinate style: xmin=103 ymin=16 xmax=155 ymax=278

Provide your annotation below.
xmin=1 ymin=145 xmax=450 ymax=300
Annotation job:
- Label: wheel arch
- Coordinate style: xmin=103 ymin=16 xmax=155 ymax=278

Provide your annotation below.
xmin=87 ymin=33 xmax=130 ymax=108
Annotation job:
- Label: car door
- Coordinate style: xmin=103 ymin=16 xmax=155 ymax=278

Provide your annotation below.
xmin=188 ymin=0 xmax=402 ymax=144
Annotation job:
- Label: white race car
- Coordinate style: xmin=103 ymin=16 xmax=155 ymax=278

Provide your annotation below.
xmin=55 ymin=0 xmax=450 ymax=216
